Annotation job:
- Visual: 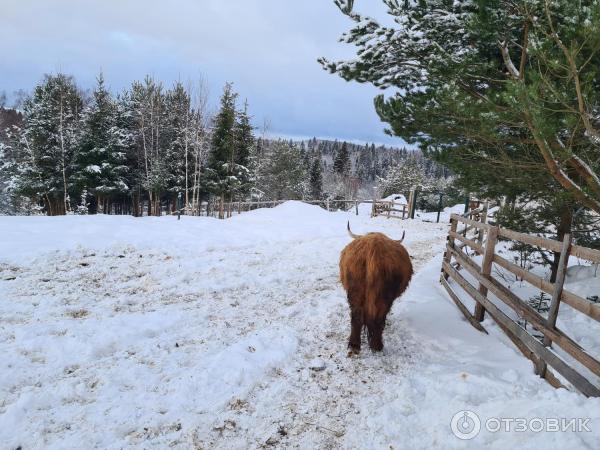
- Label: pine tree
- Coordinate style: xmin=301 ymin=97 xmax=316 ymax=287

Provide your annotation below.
xmin=377 ymin=158 xmax=433 ymax=198
xmin=128 ymin=76 xmax=169 ymax=216
xmin=17 ymin=73 xmax=82 ymax=215
xmin=234 ymin=100 xmax=254 ymax=168
xmin=73 ymin=73 xmax=129 ymax=213
xmin=309 ymin=154 xmax=323 ymax=200
xmin=232 ymin=99 xmax=254 ymax=197
xmin=164 ymin=82 xmax=191 ymax=204
xmin=204 ymin=83 xmax=238 ymax=201
xmin=321 ymin=0 xmax=600 ymax=215
xmin=258 ymin=140 xmax=306 ymax=200
xmin=333 ymin=141 xmax=351 ymax=177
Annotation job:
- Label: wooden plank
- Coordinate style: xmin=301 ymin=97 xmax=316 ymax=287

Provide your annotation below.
xmin=489 ymin=308 xmax=565 ymax=390
xmin=440 ymin=276 xmax=488 ymax=334
xmin=461 ymin=206 xmax=484 ymax=218
xmin=476 ymin=202 xmax=489 ymax=244
xmin=451 ymin=214 xmax=491 ymax=231
xmin=449 ymin=245 xmax=600 ymax=377
xmin=545 ymin=234 xmax=572 ymax=340
xmin=570 ymin=244 xmax=600 ymax=264
xmin=539 ymin=233 xmax=572 ymax=376
xmin=493 ymin=253 xmax=553 ymax=291
xmin=493 ymin=253 xmax=600 ymax=322
xmin=442 ymin=218 xmax=459 ymax=280
xmin=443 ymin=261 xmax=600 ymax=397
xmin=475 ymin=226 xmax=498 ymax=322
xmin=450 ymin=231 xmax=484 ymax=255
xmin=498 ymin=228 xmax=563 ymax=253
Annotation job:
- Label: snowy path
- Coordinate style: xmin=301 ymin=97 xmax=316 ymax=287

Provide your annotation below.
xmin=1 ymin=203 xmax=599 ymax=449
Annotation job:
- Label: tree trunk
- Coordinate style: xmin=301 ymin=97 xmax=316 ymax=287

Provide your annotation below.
xmin=132 ymin=191 xmax=140 ymax=217
xmin=219 ymin=194 xmax=225 ymax=219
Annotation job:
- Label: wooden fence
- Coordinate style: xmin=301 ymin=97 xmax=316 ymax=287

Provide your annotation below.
xmin=441 ymin=213 xmax=600 ymax=397
xmin=370 ymin=200 xmax=409 ymax=220
xmin=203 ymin=199 xmax=364 ymax=218
xmin=182 ymin=196 xmax=476 ymax=222
xmin=187 ymin=199 xmax=412 ymax=219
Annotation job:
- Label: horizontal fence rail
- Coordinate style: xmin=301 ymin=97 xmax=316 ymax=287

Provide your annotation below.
xmin=184 ymin=198 xmax=414 ymax=220
xmin=441 ymin=213 xmax=600 ymax=397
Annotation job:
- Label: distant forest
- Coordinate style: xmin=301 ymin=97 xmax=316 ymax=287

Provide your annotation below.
xmin=0 ymin=74 xmax=451 ymax=216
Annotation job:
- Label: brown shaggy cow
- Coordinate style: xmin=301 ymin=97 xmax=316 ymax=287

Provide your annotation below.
xmin=340 ymin=222 xmax=413 ymax=354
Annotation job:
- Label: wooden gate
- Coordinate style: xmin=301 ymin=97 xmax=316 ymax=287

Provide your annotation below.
xmin=441 ymin=213 xmax=600 ymax=397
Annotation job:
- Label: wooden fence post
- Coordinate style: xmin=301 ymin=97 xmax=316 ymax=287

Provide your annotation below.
xmin=538 ymin=233 xmax=572 ymax=376
xmin=407 ymin=189 xmax=414 ymax=219
xmin=436 ymin=193 xmax=443 ymax=223
xmin=442 ymin=216 xmax=459 ymax=280
xmin=410 ymin=188 xmax=418 ymax=219
xmin=477 ymin=201 xmax=489 ymax=244
xmin=355 ymin=200 xmax=358 ymax=216
xmin=475 ymin=225 xmax=499 ymax=322
xmin=326 ymin=198 xmax=330 ymax=211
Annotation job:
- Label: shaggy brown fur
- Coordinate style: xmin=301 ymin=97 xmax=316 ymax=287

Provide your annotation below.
xmin=340 ymin=231 xmax=413 ymax=353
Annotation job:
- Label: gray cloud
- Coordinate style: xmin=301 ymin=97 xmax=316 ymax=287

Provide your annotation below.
xmin=0 ymin=0 xmax=405 ymax=145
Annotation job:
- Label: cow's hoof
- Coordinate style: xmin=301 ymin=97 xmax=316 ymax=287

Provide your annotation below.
xmin=347 ymin=347 xmax=360 ymax=357
xmin=369 ymin=343 xmax=384 ymax=352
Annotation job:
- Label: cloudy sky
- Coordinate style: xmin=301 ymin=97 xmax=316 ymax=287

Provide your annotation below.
xmin=1 ymin=0 xmax=405 ymax=146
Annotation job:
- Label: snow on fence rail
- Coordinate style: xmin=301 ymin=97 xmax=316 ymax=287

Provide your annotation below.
xmin=441 ymin=213 xmax=600 ymax=397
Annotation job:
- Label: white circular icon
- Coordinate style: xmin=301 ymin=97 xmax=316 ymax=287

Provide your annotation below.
xmin=451 ymin=410 xmax=481 ymax=440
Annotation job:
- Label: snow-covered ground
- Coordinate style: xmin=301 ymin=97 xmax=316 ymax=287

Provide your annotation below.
xmin=1 ymin=202 xmax=599 ymax=449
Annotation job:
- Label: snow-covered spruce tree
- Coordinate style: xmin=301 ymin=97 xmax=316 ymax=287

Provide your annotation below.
xmin=320 ymin=0 xmax=600 ymax=216
xmin=0 ymin=108 xmax=31 ymax=214
xmin=75 ymin=189 xmax=90 ymax=214
xmin=73 ymin=74 xmax=129 ymax=214
xmin=333 ymin=141 xmax=351 ymax=178
xmin=309 ymin=153 xmax=324 ymax=200
xmin=232 ymin=99 xmax=255 ymax=197
xmin=113 ymin=90 xmax=144 ymax=216
xmin=354 ymin=145 xmax=372 ymax=182
xmin=17 ymin=74 xmax=83 ymax=215
xmin=128 ymin=76 xmax=169 ymax=216
xmin=203 ymin=83 xmax=238 ymax=215
xmin=258 ymin=140 xmax=306 ymax=200
xmin=376 ymin=158 xmax=435 ymax=198
xmin=164 ymin=82 xmax=191 ymax=210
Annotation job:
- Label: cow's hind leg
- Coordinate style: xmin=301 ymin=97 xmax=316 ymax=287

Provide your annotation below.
xmin=348 ymin=307 xmax=363 ymax=355
xmin=366 ymin=316 xmax=386 ymax=352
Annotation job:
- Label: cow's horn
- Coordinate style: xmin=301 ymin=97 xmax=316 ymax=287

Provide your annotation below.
xmin=347 ymin=221 xmax=362 ymax=239
xmin=397 ymin=231 xmax=406 ymax=243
